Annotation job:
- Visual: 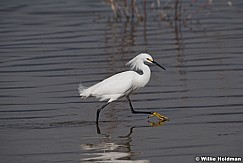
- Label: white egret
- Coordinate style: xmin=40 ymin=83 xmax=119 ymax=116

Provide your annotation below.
xmin=78 ymin=53 xmax=169 ymax=123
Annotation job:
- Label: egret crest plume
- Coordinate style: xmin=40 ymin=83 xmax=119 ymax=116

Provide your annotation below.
xmin=126 ymin=53 xmax=153 ymax=70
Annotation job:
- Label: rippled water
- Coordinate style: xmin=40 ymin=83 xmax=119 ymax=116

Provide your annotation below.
xmin=1 ymin=0 xmax=243 ymax=162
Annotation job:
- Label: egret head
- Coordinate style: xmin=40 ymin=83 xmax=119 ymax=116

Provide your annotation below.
xmin=142 ymin=53 xmax=166 ymax=70
xmin=127 ymin=53 xmax=166 ymax=70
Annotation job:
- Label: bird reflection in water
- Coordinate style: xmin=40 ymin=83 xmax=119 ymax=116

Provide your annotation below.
xmin=80 ymin=120 xmax=167 ymax=163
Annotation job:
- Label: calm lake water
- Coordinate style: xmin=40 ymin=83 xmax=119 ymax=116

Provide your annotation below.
xmin=1 ymin=0 xmax=243 ymax=163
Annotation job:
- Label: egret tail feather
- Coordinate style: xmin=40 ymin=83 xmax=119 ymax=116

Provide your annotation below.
xmin=78 ymin=83 xmax=89 ymax=98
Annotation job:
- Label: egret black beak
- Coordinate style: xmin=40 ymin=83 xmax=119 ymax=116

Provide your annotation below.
xmin=152 ymin=60 xmax=166 ymax=70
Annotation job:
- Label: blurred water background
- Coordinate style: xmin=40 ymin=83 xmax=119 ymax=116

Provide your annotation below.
xmin=0 ymin=0 xmax=243 ymax=162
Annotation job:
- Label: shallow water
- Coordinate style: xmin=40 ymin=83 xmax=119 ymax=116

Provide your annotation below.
xmin=0 ymin=0 xmax=243 ymax=163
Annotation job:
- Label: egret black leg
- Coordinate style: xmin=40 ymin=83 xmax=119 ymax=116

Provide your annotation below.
xmin=126 ymin=96 xmax=153 ymax=115
xmin=96 ymin=102 xmax=110 ymax=124
xmin=126 ymin=96 xmax=169 ymax=121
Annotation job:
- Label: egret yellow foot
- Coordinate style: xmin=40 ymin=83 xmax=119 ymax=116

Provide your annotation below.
xmin=148 ymin=112 xmax=169 ymax=121
xmin=148 ymin=120 xmax=166 ymax=127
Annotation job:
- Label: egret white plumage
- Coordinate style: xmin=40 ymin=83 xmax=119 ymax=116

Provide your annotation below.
xmin=78 ymin=53 xmax=169 ymax=123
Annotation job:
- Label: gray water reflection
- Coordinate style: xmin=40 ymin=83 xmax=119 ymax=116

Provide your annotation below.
xmin=81 ymin=124 xmax=152 ymax=163
xmin=1 ymin=0 xmax=243 ymax=163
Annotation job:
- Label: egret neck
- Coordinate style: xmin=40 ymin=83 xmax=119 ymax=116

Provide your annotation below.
xmin=136 ymin=61 xmax=151 ymax=88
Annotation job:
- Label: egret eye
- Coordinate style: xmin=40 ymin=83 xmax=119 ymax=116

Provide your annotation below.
xmin=147 ymin=58 xmax=153 ymax=62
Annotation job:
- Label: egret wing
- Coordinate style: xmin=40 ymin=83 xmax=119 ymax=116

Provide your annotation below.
xmin=91 ymin=71 xmax=136 ymax=97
